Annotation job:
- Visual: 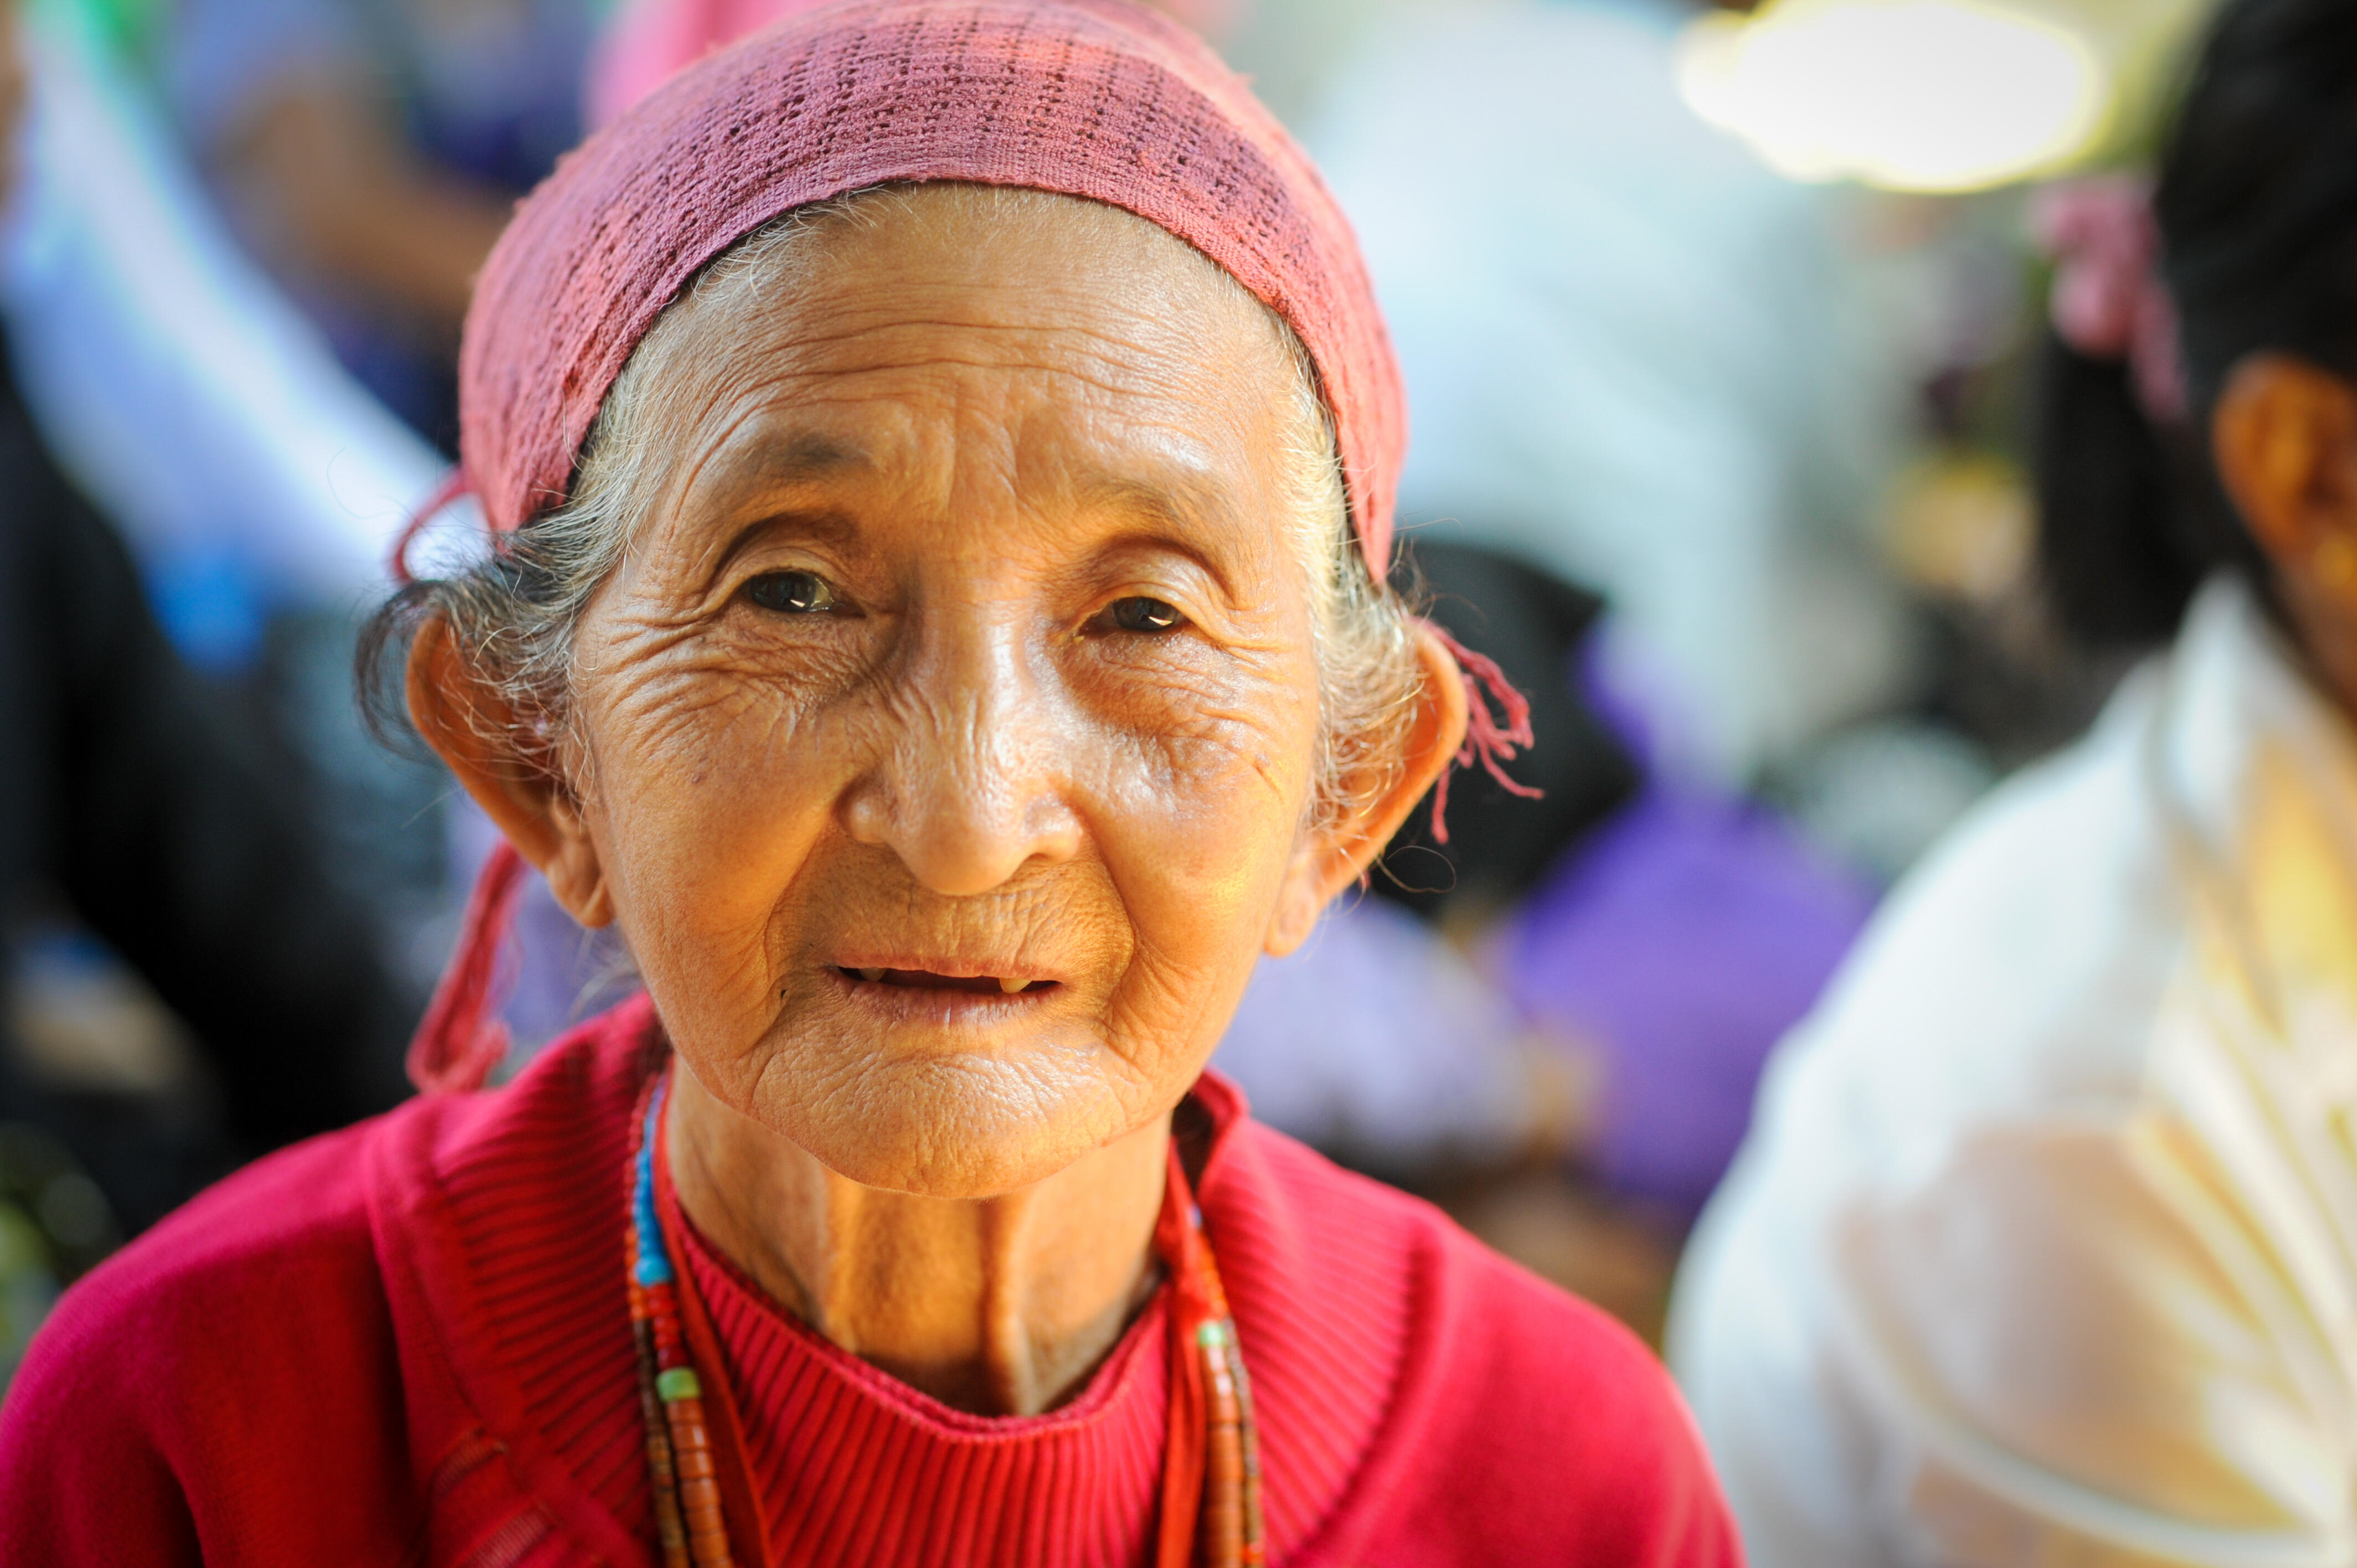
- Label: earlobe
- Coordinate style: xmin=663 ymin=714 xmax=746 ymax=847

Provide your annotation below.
xmin=406 ymin=618 xmax=616 ymax=928
xmin=538 ymin=794 xmax=617 ymax=928
xmin=1263 ymin=880 xmax=1313 ymax=959
xmin=1263 ymin=623 xmax=1471 ymax=958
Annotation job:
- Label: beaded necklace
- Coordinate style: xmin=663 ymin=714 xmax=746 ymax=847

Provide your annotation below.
xmin=625 ymin=1071 xmax=1265 ymax=1568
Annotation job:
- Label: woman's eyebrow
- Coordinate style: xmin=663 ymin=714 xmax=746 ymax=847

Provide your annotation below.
xmin=704 ymin=507 xmax=867 ymax=588
xmin=701 ymin=431 xmax=871 ymax=510
xmin=690 ymin=432 xmax=872 ymax=572
xmin=1082 ymin=472 xmax=1253 ymax=592
xmin=1089 ymin=481 xmax=1259 ymax=602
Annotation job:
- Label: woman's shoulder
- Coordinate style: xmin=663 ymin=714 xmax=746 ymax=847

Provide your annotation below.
xmin=1674 ymin=675 xmax=2180 ymax=1353
xmin=16 ymin=992 xmax=655 ymax=1378
xmin=0 ymin=1116 xmax=413 ymax=1561
xmin=0 ymin=1003 xmax=656 ymax=1562
xmin=1761 ymin=667 xmax=2180 ymax=1138
xmin=19 ymin=1114 xmax=389 ymax=1385
xmin=1211 ymin=1119 xmax=1738 ymax=1563
xmin=1846 ymin=668 xmax=2169 ymax=1005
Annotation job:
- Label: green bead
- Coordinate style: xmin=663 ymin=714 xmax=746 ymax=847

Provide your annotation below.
xmin=1196 ymin=1321 xmax=1229 ymax=1349
xmin=656 ymin=1367 xmax=702 ymax=1402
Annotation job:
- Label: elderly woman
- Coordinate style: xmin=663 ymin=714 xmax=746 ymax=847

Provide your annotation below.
xmin=0 ymin=4 xmax=1736 ymax=1563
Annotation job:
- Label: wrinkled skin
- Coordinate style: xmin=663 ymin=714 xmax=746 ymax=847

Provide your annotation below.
xmin=415 ymin=187 xmax=1463 ymax=1411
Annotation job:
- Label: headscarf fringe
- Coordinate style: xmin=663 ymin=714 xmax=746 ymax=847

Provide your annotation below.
xmin=406 ymin=840 xmax=528 ymax=1094
xmin=1425 ymin=623 xmax=1541 ymax=847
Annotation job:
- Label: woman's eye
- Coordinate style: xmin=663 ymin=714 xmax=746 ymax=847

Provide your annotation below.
xmin=1105 ymin=596 xmax=1185 ymax=635
xmin=746 ymin=570 xmax=842 ymax=615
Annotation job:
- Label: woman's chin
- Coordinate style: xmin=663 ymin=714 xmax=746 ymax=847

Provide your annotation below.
xmin=756 ymin=1049 xmax=1147 ymax=1199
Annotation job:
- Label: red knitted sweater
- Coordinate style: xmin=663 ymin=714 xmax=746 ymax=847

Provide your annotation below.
xmin=0 ymin=995 xmax=1741 ymax=1565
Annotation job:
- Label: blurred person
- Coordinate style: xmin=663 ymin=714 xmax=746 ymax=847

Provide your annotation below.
xmin=0 ymin=8 xmax=1740 ymax=1560
xmin=162 ymin=0 xmax=592 ymax=447
xmin=1211 ymin=892 xmax=1556 ymax=1175
xmin=1494 ymin=770 xmax=1874 ymax=1218
xmin=0 ymin=0 xmax=483 ymax=1039
xmin=1671 ymin=1 xmax=2357 ymax=1561
xmin=0 ymin=0 xmax=410 ymax=1239
xmin=1212 ymin=536 xmax=1870 ymax=1220
xmin=0 ymin=367 xmax=413 ymax=1224
xmin=4 ymin=0 xmax=444 ymax=658
xmin=1305 ymin=0 xmax=1915 ymax=788
xmin=0 ymin=0 xmax=457 ymax=1000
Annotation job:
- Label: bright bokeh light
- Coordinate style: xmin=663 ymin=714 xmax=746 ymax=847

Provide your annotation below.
xmin=1677 ymin=0 xmax=2109 ymax=193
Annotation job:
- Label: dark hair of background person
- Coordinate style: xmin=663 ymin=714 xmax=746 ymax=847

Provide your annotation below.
xmin=2034 ymin=0 xmax=2357 ymax=648
xmin=1375 ymin=540 xmax=1640 ymax=922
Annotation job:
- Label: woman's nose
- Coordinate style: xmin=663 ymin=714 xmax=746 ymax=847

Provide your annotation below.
xmin=839 ymin=632 xmax=1085 ymax=896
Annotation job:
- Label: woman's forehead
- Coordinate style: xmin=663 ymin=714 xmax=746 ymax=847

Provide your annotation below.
xmin=657 ymin=189 xmax=1291 ymax=381
xmin=669 ymin=401 xmax=1274 ymax=573
xmin=629 ymin=190 xmax=1309 ymax=532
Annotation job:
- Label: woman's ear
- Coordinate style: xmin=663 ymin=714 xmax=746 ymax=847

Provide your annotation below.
xmin=2213 ymin=353 xmax=2357 ymax=713
xmin=407 ymin=618 xmax=616 ymax=927
xmin=1264 ymin=622 xmax=1470 ymax=957
xmin=2214 ymin=352 xmax=2357 ymax=600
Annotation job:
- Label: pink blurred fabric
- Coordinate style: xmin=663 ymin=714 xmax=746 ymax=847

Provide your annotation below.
xmin=2032 ymin=176 xmax=2188 ymax=424
xmin=464 ymin=0 xmax=1397 ymax=565
xmin=590 ymin=0 xmax=1246 ymax=126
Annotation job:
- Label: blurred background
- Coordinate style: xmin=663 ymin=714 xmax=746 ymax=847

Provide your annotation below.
xmin=0 ymin=0 xmax=2222 ymax=1374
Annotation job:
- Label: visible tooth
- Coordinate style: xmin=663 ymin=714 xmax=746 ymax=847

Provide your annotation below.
xmin=856 ymin=968 xmax=883 ymax=983
xmin=999 ymin=977 xmax=1030 ymax=994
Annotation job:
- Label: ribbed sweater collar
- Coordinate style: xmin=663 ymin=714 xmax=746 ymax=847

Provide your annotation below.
xmin=373 ymin=993 xmax=1411 ymax=1567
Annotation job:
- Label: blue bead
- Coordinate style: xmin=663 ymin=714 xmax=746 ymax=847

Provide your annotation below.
xmin=630 ymin=1084 xmax=677 ymax=1286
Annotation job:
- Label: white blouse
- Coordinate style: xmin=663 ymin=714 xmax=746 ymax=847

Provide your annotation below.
xmin=1673 ymin=578 xmax=2357 ymax=1567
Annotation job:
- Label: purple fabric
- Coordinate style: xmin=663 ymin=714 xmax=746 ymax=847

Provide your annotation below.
xmin=1212 ymin=898 xmax=1531 ymax=1164
xmin=1504 ymin=786 xmax=1874 ymax=1215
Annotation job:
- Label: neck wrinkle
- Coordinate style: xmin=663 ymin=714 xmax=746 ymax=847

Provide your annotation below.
xmin=665 ymin=1069 xmax=1168 ymax=1417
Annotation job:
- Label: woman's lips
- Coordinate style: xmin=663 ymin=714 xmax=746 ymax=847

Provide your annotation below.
xmin=837 ymin=966 xmax=1057 ymax=997
xmin=820 ymin=961 xmax=1073 ymax=1037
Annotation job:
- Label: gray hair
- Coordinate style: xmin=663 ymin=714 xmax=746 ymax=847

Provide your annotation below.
xmin=371 ymin=188 xmax=1427 ymax=838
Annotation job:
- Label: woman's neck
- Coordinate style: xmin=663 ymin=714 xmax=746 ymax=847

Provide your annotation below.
xmin=665 ymin=1069 xmax=1170 ymax=1416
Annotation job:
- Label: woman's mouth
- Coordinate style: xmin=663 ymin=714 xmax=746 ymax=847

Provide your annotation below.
xmin=837 ymin=966 xmax=1056 ymax=997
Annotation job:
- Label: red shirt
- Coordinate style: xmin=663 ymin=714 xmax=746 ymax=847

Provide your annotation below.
xmin=0 ymin=994 xmax=1741 ymax=1565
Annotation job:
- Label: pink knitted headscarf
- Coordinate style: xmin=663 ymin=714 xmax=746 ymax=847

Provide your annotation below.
xmin=408 ymin=0 xmax=1531 ymax=1094
xmin=461 ymin=0 xmax=1399 ymax=559
xmin=586 ymin=0 xmax=1250 ymax=127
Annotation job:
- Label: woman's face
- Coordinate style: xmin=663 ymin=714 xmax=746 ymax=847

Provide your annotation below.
xmin=545 ymin=190 xmax=1339 ymax=1196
